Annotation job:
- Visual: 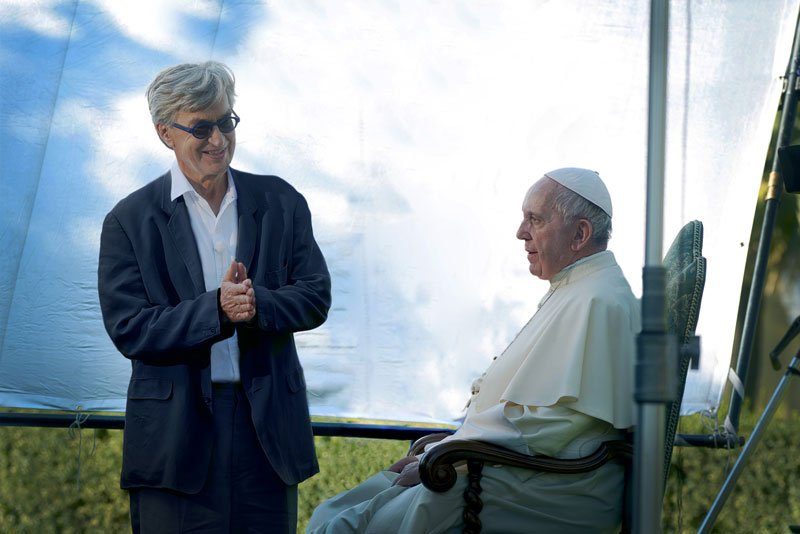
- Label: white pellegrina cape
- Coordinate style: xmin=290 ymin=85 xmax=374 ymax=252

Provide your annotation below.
xmin=474 ymin=250 xmax=639 ymax=429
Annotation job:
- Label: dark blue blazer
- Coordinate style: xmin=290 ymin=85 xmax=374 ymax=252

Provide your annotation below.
xmin=97 ymin=168 xmax=331 ymax=492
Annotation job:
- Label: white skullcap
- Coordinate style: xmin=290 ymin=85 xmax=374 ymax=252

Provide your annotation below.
xmin=543 ymin=167 xmax=613 ymax=217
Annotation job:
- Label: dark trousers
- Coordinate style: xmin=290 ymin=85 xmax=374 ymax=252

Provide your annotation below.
xmin=129 ymin=383 xmax=298 ymax=533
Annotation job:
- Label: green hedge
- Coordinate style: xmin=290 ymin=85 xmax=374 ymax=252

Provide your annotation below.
xmin=662 ymin=410 xmax=800 ymax=533
xmin=0 ymin=411 xmax=798 ymax=532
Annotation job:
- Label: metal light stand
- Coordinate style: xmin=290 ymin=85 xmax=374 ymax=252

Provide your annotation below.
xmin=634 ymin=1 xmax=676 ymax=533
xmin=725 ymin=9 xmax=800 ymax=438
xmin=693 ymin=8 xmax=800 ymax=532
xmin=699 ymin=318 xmax=800 ymax=532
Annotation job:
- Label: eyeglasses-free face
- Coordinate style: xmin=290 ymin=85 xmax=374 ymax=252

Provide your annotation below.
xmin=171 ymin=110 xmax=240 ymax=139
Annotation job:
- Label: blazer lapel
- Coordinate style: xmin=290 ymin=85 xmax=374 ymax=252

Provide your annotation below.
xmin=233 ymin=170 xmax=258 ymax=275
xmin=162 ymin=173 xmax=205 ymax=296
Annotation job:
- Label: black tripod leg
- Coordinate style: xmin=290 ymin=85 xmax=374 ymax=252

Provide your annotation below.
xmin=699 ymin=355 xmax=800 ymax=532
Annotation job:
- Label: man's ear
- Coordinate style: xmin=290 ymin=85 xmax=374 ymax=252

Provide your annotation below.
xmin=155 ymin=123 xmax=174 ymax=151
xmin=572 ymin=219 xmax=594 ymax=251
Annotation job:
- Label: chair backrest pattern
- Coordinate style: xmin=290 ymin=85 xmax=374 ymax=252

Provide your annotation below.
xmin=662 ymin=220 xmax=706 ymax=484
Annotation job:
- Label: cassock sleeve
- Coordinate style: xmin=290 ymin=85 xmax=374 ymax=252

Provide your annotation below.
xmin=503 ymin=402 xmax=615 ymax=458
xmin=423 ymin=400 xmax=613 ymax=460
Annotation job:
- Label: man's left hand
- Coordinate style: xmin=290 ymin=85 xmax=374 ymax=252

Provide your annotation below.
xmin=387 ymin=455 xmax=417 ymax=473
xmin=220 ymin=261 xmax=256 ymax=323
xmin=392 ymin=460 xmax=421 ymax=488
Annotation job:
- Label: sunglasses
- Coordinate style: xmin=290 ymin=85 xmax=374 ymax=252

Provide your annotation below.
xmin=171 ymin=111 xmax=240 ymax=139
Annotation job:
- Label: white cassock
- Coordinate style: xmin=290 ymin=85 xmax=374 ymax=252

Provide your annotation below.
xmin=308 ymin=250 xmax=640 ymax=534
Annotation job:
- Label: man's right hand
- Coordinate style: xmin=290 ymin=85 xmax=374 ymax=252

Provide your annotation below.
xmin=387 ymin=455 xmax=419 ymax=473
xmin=220 ymin=260 xmax=255 ymax=323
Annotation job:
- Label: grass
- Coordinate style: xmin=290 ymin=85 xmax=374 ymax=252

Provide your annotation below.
xmin=0 ymin=409 xmax=798 ymax=532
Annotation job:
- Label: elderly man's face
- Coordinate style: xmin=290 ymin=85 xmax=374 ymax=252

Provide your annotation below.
xmin=516 ymin=179 xmax=578 ymax=280
xmin=161 ymin=96 xmax=236 ymax=186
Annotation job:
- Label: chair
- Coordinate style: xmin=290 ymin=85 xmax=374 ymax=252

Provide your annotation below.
xmin=416 ymin=220 xmax=707 ymax=533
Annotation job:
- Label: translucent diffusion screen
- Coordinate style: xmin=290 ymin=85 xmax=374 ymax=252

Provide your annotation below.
xmin=1 ymin=1 xmax=797 ymax=421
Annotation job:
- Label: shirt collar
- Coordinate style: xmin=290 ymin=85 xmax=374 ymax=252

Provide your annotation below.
xmin=169 ymin=161 xmax=237 ymax=203
xmin=549 ymin=250 xmax=616 ymax=287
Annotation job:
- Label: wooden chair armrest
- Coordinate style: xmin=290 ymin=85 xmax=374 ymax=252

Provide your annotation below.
xmin=419 ymin=439 xmax=632 ymax=493
xmin=408 ymin=432 xmax=453 ymax=456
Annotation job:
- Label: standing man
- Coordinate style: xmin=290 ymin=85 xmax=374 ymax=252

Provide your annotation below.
xmin=98 ymin=61 xmax=331 ymax=533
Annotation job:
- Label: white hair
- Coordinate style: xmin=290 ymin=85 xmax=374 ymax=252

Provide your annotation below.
xmin=549 ymin=180 xmax=612 ymax=244
xmin=146 ymin=61 xmax=236 ymax=124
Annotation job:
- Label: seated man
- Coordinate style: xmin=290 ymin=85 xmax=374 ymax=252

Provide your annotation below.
xmin=308 ymin=168 xmax=639 ymax=534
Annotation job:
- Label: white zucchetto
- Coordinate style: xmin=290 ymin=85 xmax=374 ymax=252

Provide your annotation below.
xmin=544 ymin=167 xmax=613 ymax=217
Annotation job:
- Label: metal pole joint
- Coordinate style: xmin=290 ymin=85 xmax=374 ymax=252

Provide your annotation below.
xmin=766 ymin=171 xmax=783 ymax=201
xmin=635 ymin=332 xmax=679 ymax=403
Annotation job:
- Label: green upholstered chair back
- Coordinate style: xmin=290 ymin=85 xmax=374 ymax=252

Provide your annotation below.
xmin=662 ymin=220 xmax=706 ymax=484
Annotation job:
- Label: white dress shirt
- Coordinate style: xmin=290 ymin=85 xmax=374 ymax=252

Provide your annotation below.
xmin=170 ymin=161 xmax=241 ymax=383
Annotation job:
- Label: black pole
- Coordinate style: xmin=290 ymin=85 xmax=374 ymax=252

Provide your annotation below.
xmin=634 ymin=2 xmax=672 ymax=532
xmin=725 ymin=10 xmax=800 ymax=436
xmin=701 ymin=352 xmax=800 ymax=532
xmin=0 ymin=412 xmax=454 ymax=442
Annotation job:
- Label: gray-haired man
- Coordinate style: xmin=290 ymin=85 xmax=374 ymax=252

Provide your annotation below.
xmin=98 ymin=61 xmax=331 ymax=533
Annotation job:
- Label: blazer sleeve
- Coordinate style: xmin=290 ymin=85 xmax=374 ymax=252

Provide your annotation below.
xmin=252 ymin=194 xmax=331 ymax=333
xmin=98 ymin=211 xmax=234 ymax=362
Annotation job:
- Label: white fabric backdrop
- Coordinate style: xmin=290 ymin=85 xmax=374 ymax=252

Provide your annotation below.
xmin=0 ymin=0 xmax=797 ymax=421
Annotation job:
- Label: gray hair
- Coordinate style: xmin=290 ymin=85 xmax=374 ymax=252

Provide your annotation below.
xmin=550 ymin=181 xmax=612 ymax=244
xmin=146 ymin=61 xmax=236 ymax=124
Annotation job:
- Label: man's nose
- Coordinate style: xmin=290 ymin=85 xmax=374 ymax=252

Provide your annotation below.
xmin=516 ymin=222 xmax=528 ymax=240
xmin=207 ymin=125 xmax=225 ymax=145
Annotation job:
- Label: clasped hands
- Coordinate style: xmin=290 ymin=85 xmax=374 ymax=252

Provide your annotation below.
xmin=220 ymin=260 xmax=255 ymax=323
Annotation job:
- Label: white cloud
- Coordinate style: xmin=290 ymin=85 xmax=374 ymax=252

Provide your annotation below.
xmin=89 ymin=0 xmax=220 ymax=56
xmin=59 ymin=93 xmax=170 ymax=199
xmin=0 ymin=0 xmax=73 ymax=37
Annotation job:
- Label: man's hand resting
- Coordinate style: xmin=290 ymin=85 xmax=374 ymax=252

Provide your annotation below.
xmin=388 ymin=456 xmax=421 ymax=487
xmin=220 ymin=260 xmax=255 ymax=323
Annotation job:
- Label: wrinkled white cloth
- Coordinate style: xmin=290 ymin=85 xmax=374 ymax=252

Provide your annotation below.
xmin=474 ymin=250 xmax=638 ymax=429
xmin=308 ymin=250 xmax=639 ymax=533
xmin=307 ymin=461 xmax=624 ymax=534
xmin=429 ymin=400 xmax=624 ymax=459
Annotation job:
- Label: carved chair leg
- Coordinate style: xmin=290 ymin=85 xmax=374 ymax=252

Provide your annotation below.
xmin=463 ymin=460 xmax=484 ymax=534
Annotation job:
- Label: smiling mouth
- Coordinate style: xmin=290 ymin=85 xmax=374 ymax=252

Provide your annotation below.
xmin=204 ymin=148 xmax=227 ymax=157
